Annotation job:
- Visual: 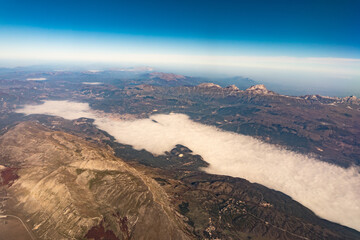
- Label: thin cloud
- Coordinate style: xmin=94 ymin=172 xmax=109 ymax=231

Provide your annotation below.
xmin=1 ymin=44 xmax=360 ymax=75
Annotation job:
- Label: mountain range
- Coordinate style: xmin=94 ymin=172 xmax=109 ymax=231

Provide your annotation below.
xmin=0 ymin=68 xmax=359 ymax=239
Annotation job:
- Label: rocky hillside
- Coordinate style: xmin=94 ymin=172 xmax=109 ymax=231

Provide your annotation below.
xmin=1 ymin=119 xmax=359 ymax=239
xmin=0 ymin=122 xmax=192 ymax=240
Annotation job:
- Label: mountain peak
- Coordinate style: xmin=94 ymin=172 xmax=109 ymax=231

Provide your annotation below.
xmin=302 ymin=94 xmax=359 ymax=105
xmin=247 ymin=84 xmax=267 ymax=91
xmin=245 ymin=84 xmax=275 ymax=95
xmin=149 ymin=72 xmax=186 ymax=81
xmin=341 ymin=95 xmax=359 ymax=104
xmin=198 ymin=83 xmax=222 ymax=88
xmin=225 ymin=85 xmax=240 ymax=91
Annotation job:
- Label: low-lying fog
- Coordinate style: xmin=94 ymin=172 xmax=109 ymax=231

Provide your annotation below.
xmin=17 ymin=100 xmax=360 ymax=231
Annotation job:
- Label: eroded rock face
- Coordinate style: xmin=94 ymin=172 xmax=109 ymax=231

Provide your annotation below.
xmin=0 ymin=122 xmax=192 ymax=240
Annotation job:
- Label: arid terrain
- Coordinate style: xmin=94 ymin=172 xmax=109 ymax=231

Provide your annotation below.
xmin=0 ymin=68 xmax=359 ymax=239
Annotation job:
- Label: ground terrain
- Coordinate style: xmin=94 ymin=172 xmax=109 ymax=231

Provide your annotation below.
xmin=0 ymin=68 xmax=359 ymax=239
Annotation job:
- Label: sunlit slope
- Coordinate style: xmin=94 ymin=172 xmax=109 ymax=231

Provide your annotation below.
xmin=0 ymin=122 xmax=191 ymax=240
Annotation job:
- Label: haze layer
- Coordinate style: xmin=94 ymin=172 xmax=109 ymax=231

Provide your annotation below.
xmin=17 ymin=100 xmax=360 ymax=231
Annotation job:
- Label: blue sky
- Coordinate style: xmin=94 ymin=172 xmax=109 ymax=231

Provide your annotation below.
xmin=1 ymin=0 xmax=359 ymax=56
xmin=0 ymin=0 xmax=359 ymax=96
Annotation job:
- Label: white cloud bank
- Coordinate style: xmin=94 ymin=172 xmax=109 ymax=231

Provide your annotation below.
xmin=17 ymin=100 xmax=360 ymax=231
xmin=26 ymin=78 xmax=47 ymax=81
xmin=82 ymin=82 xmax=103 ymax=85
